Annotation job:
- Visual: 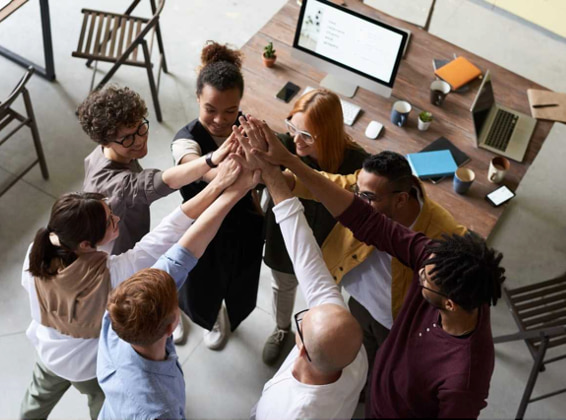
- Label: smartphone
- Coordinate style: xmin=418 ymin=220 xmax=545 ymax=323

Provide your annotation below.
xmin=276 ymin=82 xmax=301 ymax=103
xmin=486 ymin=185 xmax=515 ymax=207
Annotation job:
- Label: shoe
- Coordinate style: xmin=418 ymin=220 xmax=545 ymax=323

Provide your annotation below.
xmin=262 ymin=327 xmax=290 ymax=365
xmin=173 ymin=310 xmax=189 ymax=345
xmin=203 ymin=305 xmax=229 ymax=350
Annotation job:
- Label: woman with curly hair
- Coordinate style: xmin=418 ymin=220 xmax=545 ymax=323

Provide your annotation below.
xmin=79 ymin=86 xmax=236 ymax=257
xmin=171 ymin=41 xmax=264 ymax=350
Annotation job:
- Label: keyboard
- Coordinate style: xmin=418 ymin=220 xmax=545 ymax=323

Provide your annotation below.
xmin=303 ymin=86 xmax=361 ymax=126
xmin=484 ymin=109 xmax=518 ymax=151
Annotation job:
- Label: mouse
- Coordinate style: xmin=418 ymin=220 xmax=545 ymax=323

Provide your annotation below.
xmin=365 ymin=120 xmax=383 ymax=139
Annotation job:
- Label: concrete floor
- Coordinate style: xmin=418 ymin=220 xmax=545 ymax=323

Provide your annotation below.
xmin=0 ymin=0 xmax=565 ymax=418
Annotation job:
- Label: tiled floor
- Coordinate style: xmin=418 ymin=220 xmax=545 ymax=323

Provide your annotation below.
xmin=1 ymin=0 xmax=565 ymax=418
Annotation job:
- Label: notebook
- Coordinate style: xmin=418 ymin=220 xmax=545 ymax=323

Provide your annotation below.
xmin=527 ymin=89 xmax=566 ymax=123
xmin=406 ymin=150 xmax=458 ymax=180
xmin=420 ymin=137 xmax=470 ymax=183
xmin=434 ymin=56 xmax=482 ymax=90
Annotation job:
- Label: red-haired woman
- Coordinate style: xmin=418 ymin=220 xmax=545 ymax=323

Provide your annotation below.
xmin=262 ymin=88 xmax=369 ymax=365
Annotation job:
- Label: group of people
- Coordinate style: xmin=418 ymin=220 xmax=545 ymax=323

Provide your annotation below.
xmin=20 ymin=41 xmax=506 ymax=420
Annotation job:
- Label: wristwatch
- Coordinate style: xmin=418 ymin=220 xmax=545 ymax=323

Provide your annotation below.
xmin=205 ymin=151 xmax=218 ymax=168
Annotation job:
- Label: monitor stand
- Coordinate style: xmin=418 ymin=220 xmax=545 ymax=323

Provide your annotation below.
xmin=320 ymin=74 xmax=358 ymax=98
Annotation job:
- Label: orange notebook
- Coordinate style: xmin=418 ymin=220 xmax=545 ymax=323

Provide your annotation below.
xmin=434 ymin=57 xmax=482 ymax=90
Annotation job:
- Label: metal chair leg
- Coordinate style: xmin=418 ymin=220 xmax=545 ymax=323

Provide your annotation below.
xmin=142 ymin=41 xmax=162 ymax=122
xmin=516 ymin=335 xmax=549 ymax=420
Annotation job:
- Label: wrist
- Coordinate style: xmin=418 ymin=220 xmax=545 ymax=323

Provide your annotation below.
xmin=205 ymin=151 xmax=217 ymax=168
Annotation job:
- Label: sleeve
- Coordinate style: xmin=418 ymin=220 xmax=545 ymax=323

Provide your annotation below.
xmin=337 ymin=195 xmax=432 ymax=271
xmin=21 ymin=244 xmax=41 ymax=323
xmin=171 ymin=138 xmax=202 ymax=165
xmin=104 ymin=168 xmax=176 ymax=208
xmin=107 ymin=207 xmax=195 ymax=288
xmin=292 ymin=170 xmax=360 ymax=200
xmin=273 ymin=197 xmax=345 ymax=308
xmin=152 ymin=243 xmax=198 ymax=290
xmin=437 ymin=388 xmax=487 ymax=418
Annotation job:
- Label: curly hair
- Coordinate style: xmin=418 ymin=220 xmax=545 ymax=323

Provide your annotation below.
xmin=425 ymin=231 xmax=506 ymax=312
xmin=77 ymin=86 xmax=148 ymax=145
xmin=196 ymin=41 xmax=244 ymax=97
xmin=107 ymin=268 xmax=178 ymax=346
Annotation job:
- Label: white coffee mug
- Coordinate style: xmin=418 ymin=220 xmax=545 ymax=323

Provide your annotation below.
xmin=488 ymin=156 xmax=510 ymax=184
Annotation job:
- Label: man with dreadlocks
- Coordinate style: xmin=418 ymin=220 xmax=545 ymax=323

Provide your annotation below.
xmin=249 ymin=119 xmax=506 ymax=418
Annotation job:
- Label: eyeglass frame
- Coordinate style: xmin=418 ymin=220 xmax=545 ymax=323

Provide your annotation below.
xmin=294 ymin=309 xmax=312 ymax=362
xmin=111 ymin=118 xmax=150 ymax=148
xmin=284 ymin=118 xmax=315 ymax=145
xmin=349 ymin=183 xmax=403 ymax=204
xmin=418 ymin=266 xmax=450 ymax=298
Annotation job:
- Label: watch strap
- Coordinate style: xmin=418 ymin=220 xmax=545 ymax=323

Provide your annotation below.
xmin=205 ymin=151 xmax=218 ymax=168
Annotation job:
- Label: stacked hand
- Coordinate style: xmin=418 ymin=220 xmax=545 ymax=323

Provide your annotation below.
xmin=211 ymin=132 xmax=240 ymax=166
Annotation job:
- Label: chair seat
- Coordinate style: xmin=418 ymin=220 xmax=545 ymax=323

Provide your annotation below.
xmin=72 ymin=9 xmax=154 ymax=68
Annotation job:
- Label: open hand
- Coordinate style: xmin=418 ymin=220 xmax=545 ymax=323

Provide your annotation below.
xmin=211 ymin=132 xmax=239 ymax=165
xmin=213 ymin=155 xmax=241 ymax=190
xmin=246 ymin=117 xmax=295 ymax=167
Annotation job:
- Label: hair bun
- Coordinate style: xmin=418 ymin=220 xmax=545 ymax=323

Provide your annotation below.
xmin=201 ymin=40 xmax=243 ymax=69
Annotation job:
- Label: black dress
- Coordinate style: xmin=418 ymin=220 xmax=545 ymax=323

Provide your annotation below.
xmin=172 ymin=117 xmax=264 ymax=331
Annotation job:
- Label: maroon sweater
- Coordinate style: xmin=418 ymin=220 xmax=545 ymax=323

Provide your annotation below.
xmin=338 ymin=197 xmax=494 ymax=418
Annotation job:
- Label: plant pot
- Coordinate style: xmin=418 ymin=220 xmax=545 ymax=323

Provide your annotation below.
xmin=262 ymin=54 xmax=277 ymax=68
xmin=418 ymin=118 xmax=431 ymax=131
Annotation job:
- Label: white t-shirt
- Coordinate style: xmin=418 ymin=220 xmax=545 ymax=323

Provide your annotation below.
xmin=251 ymin=197 xmax=368 ymax=420
xmin=340 ymin=187 xmax=423 ymax=329
xmin=21 ymin=207 xmax=194 ymax=381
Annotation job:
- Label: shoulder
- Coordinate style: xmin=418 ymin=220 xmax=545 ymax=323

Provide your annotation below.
xmin=423 ymin=197 xmax=467 ymax=238
xmin=172 ymin=119 xmax=199 ymax=142
xmin=340 ymin=144 xmax=369 ymax=172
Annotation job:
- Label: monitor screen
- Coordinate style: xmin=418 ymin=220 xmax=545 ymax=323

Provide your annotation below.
xmin=293 ymin=0 xmax=407 ymax=89
xmin=471 ymin=73 xmax=496 ymax=137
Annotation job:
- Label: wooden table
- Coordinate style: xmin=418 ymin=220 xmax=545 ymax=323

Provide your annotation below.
xmin=238 ymin=0 xmax=553 ymax=239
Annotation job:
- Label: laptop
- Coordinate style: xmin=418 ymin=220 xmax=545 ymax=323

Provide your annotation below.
xmin=469 ymin=70 xmax=537 ymax=162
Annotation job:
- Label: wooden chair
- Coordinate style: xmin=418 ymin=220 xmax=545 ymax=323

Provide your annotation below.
xmin=0 ymin=66 xmax=49 ymax=197
xmin=72 ymin=0 xmax=167 ymax=121
xmin=494 ymin=272 xmax=566 ymax=419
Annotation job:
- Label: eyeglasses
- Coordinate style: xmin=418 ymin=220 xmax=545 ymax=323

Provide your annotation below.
xmin=112 ymin=119 xmax=149 ymax=148
xmin=418 ymin=267 xmax=450 ymax=298
xmin=294 ymin=309 xmax=312 ymax=362
xmin=349 ymin=184 xmax=402 ymax=204
xmin=284 ymin=119 xmax=315 ymax=145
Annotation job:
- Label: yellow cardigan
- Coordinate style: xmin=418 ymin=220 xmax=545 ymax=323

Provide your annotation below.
xmin=292 ymin=170 xmax=467 ymax=320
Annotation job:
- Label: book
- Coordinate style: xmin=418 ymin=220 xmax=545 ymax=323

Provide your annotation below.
xmin=432 ymin=59 xmax=469 ymax=93
xmin=420 ymin=137 xmax=471 ymax=183
xmin=434 ymin=56 xmax=482 ymax=90
xmin=406 ymin=150 xmax=458 ymax=180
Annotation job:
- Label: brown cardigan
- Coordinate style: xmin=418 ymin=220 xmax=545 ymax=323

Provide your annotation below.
xmin=34 ymin=251 xmax=111 ymax=339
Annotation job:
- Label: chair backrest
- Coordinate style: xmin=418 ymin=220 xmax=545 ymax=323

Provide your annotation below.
xmin=129 ymin=0 xmax=165 ymax=46
xmin=0 ymin=0 xmax=29 ymax=24
xmin=0 ymin=66 xmax=34 ymax=116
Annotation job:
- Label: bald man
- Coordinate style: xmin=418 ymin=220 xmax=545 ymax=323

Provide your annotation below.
xmin=250 ymin=159 xmax=368 ymax=420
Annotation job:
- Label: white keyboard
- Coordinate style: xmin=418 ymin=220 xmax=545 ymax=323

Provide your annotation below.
xmin=303 ymin=86 xmax=361 ymax=126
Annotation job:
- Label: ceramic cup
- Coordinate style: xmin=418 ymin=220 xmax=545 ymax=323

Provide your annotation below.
xmin=430 ymin=80 xmax=451 ymax=107
xmin=488 ymin=156 xmax=510 ymax=183
xmin=453 ymin=167 xmax=476 ymax=194
xmin=391 ymin=100 xmax=412 ymax=127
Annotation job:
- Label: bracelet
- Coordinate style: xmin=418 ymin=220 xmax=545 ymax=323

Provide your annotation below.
xmin=205 ymin=152 xmax=218 ymax=168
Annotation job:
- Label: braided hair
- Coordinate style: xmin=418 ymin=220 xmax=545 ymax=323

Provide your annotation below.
xmin=425 ymin=231 xmax=505 ymax=311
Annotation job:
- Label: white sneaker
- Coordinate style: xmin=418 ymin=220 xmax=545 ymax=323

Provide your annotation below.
xmin=203 ymin=305 xmax=230 ymax=350
xmin=173 ymin=311 xmax=189 ymax=345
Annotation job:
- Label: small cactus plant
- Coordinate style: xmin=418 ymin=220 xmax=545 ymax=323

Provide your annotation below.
xmin=419 ymin=111 xmax=433 ymax=122
xmin=263 ymin=42 xmax=276 ymax=58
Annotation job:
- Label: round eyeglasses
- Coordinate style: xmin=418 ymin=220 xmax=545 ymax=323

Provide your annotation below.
xmin=112 ymin=118 xmax=149 ymax=148
xmin=284 ymin=119 xmax=315 ymax=145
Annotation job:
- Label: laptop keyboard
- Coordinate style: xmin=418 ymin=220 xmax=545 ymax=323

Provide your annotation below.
xmin=484 ymin=109 xmax=518 ymax=151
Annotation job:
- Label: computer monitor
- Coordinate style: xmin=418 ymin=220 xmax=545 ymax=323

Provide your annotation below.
xmin=292 ymin=0 xmax=408 ymax=98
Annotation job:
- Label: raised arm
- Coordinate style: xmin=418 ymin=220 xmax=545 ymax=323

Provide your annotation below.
xmin=163 ymin=133 xmax=238 ymax=188
xmin=248 ymin=117 xmax=355 ymax=217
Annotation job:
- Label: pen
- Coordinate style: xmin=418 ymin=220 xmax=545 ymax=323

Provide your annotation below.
xmin=533 ymin=104 xmax=559 ymax=108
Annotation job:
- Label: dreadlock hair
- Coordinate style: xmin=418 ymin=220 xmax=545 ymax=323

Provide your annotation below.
xmin=425 ymin=231 xmax=505 ymax=312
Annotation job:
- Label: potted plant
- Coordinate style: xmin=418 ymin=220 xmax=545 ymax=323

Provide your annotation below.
xmin=262 ymin=42 xmax=277 ymax=68
xmin=418 ymin=111 xmax=433 ymax=131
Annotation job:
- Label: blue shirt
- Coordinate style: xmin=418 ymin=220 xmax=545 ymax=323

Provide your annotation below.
xmin=97 ymin=244 xmax=198 ymax=420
